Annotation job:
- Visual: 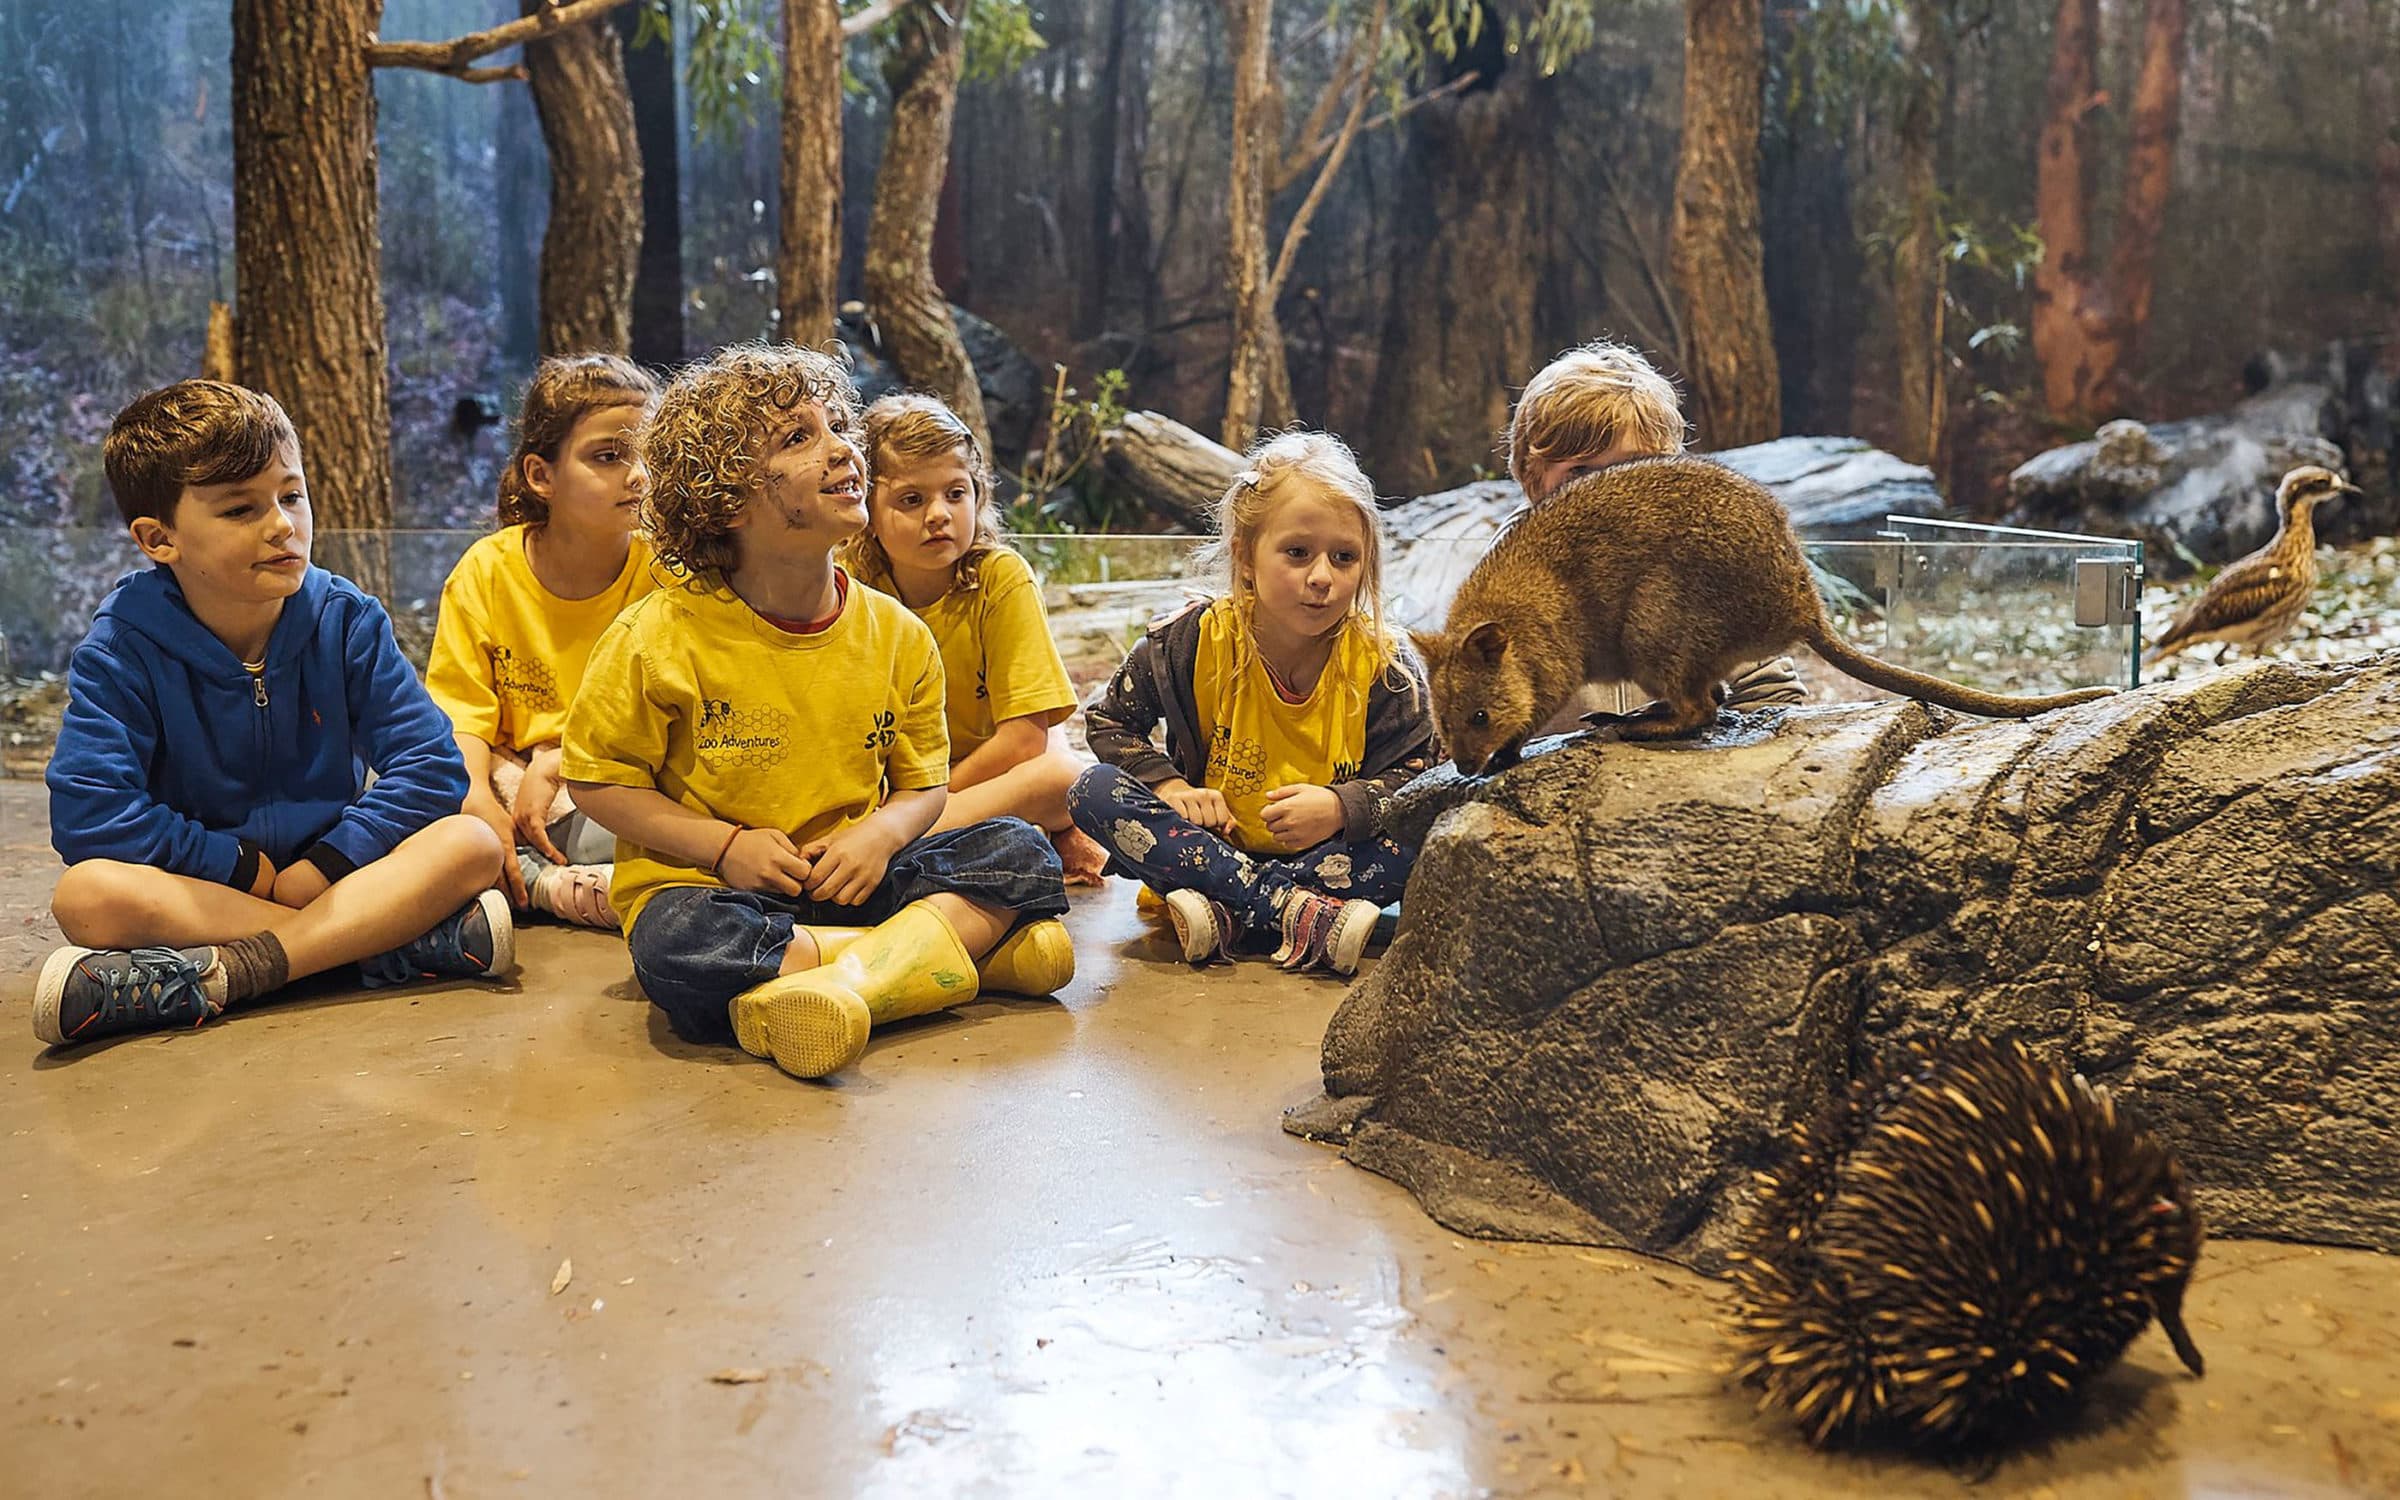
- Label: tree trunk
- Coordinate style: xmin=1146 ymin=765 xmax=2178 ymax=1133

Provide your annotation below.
xmin=2031 ymin=0 xmax=2103 ymax=421
xmin=1079 ymin=0 xmax=1134 ymax=340
xmin=523 ymin=0 xmax=642 ymax=357
xmin=864 ymin=0 xmax=992 ymax=461
xmin=1890 ymin=1 xmax=1952 ymax=468
xmin=617 ymin=1 xmax=683 ymax=367
xmin=1669 ymin=0 xmax=1781 ymax=448
xmin=1364 ymin=5 xmax=1548 ymax=494
xmin=1760 ymin=0 xmax=1858 ymax=437
xmin=1221 ymin=0 xmax=1294 ymax=452
xmin=779 ymin=0 xmax=843 ymax=349
xmin=2098 ymin=0 xmax=2188 ymax=407
xmin=232 ymin=0 xmax=392 ymax=531
xmin=496 ymin=32 xmax=545 ymax=370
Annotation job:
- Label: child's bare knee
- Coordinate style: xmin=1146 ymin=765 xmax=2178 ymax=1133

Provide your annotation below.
xmin=51 ymin=861 xmax=141 ymax=946
xmin=401 ymin=814 xmax=507 ymax=898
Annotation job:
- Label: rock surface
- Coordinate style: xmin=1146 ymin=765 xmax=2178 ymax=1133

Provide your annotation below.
xmin=1288 ymin=653 xmax=2400 ymax=1273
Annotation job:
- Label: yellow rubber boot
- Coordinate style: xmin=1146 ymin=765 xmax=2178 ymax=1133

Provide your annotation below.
xmin=980 ymin=918 xmax=1075 ymax=995
xmin=793 ymin=925 xmax=870 ymax=965
xmin=729 ymin=903 xmax=979 ymax=1079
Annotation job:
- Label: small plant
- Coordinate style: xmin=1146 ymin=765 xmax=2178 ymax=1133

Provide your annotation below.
xmin=1005 ymin=364 xmax=1130 ymax=534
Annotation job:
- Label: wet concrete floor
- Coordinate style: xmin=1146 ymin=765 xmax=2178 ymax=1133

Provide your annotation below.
xmin=1 ymin=779 xmax=2395 ymax=1497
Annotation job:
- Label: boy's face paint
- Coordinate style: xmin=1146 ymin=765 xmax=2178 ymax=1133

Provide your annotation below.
xmin=1524 ymin=439 xmax=1651 ymax=504
xmin=131 ymin=443 xmax=314 ymax=609
xmin=1243 ymin=486 xmax=1367 ymax=647
xmin=743 ymin=398 xmax=867 ymax=553
xmin=868 ymin=447 xmax=979 ymax=589
xmin=530 ymin=404 xmax=648 ymax=535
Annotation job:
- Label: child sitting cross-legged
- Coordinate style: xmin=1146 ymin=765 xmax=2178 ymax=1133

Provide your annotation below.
xmin=561 ymin=345 xmax=1072 ymax=1081
xmin=1067 ymin=431 xmax=1438 ymax=978
xmin=843 ymin=392 xmax=1108 ymax=884
xmin=35 ymin=381 xmax=513 ymax=1048
xmin=427 ymin=354 xmax=661 ymax=930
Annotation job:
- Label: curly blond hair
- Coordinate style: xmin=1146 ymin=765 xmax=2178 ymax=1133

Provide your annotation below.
xmin=1505 ymin=339 xmax=1686 ymax=491
xmin=639 ymin=343 xmax=860 ymax=581
xmin=842 ymin=392 xmax=1004 ymax=592
xmin=1200 ymin=430 xmax=1404 ymax=691
xmin=497 ymin=354 xmax=658 ymax=527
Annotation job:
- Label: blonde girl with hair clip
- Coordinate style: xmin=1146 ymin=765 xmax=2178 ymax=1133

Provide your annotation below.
xmin=1068 ymin=431 xmax=1439 ymax=977
xmin=843 ymin=393 xmax=1109 ymax=883
xmin=427 ymin=354 xmax=661 ymax=929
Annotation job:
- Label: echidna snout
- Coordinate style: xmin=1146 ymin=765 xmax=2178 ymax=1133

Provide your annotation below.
xmin=1728 ymin=1038 xmax=2206 ymax=1451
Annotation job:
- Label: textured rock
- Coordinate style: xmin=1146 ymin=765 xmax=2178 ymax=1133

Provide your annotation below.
xmin=1291 ymin=654 xmax=2400 ymax=1272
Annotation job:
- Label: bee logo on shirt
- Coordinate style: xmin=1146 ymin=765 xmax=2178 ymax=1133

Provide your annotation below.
xmin=863 ymin=709 xmax=897 ymax=751
xmin=696 ymin=694 xmax=789 ymax=768
xmin=488 ymin=645 xmax=562 ymax=712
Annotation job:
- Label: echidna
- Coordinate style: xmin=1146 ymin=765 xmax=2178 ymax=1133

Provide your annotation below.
xmin=1727 ymin=1037 xmax=2205 ymax=1451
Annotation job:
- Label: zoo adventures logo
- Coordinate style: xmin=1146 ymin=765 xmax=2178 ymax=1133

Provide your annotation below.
xmin=696 ymin=694 xmax=791 ymax=769
xmin=488 ymin=644 xmax=562 ymax=712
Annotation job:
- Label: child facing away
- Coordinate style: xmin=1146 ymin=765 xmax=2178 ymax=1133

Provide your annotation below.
xmin=1067 ymin=431 xmax=1438 ymax=978
xmin=560 ymin=344 xmax=1072 ymax=1082
xmin=35 ymin=381 xmax=514 ymax=1048
xmin=427 ymin=355 xmax=661 ymax=930
xmin=842 ymin=392 xmax=1108 ymax=883
xmin=1506 ymin=338 xmax=1804 ymax=713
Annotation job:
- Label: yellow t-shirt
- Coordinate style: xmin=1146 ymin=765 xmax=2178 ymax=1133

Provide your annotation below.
xmin=1189 ymin=596 xmax=1375 ymax=855
xmin=559 ymin=573 xmax=950 ymax=932
xmin=425 ymin=526 xmax=661 ymax=753
xmin=866 ymin=546 xmax=1078 ymax=762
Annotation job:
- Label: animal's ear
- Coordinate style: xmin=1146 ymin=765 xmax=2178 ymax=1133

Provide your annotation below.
xmin=1407 ymin=627 xmax=1447 ymax=667
xmin=1462 ymin=619 xmax=1509 ymax=667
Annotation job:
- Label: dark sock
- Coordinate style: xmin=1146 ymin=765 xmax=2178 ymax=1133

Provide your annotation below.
xmin=217 ymin=931 xmax=290 ymax=1005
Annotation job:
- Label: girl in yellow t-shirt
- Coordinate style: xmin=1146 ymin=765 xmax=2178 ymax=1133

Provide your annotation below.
xmin=844 ymin=393 xmax=1108 ymax=883
xmin=1069 ymin=431 xmax=1439 ymax=977
xmin=427 ymin=355 xmax=659 ymax=928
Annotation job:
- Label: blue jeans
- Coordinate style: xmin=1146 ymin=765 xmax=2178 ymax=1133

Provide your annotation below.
xmin=1066 ymin=764 xmax=1415 ymax=936
xmin=627 ymin=816 xmax=1068 ymax=1045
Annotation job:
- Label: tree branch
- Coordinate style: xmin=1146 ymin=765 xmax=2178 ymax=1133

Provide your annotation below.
xmin=1270 ymin=0 xmax=1384 ymax=299
xmin=368 ymin=0 xmax=642 ymax=76
xmin=841 ymin=0 xmax=920 ymax=39
xmin=1273 ymin=69 xmax=1478 ymax=194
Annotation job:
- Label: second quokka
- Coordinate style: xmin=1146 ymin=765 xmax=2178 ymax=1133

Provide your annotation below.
xmin=1411 ymin=454 xmax=2116 ymax=773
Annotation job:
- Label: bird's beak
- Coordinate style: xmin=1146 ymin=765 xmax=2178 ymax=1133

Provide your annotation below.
xmin=2338 ymin=482 xmax=2363 ymax=500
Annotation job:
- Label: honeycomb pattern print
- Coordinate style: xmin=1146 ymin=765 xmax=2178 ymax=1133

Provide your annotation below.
xmin=1205 ymin=725 xmax=1268 ymax=795
xmin=696 ymin=696 xmax=792 ymax=769
xmin=490 ymin=646 xmax=563 ymax=713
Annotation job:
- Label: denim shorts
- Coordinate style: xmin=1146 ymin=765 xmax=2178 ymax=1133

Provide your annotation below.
xmin=626 ymin=815 xmax=1067 ymax=1045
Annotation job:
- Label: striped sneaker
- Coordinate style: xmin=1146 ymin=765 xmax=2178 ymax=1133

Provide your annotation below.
xmin=33 ymin=945 xmax=227 ymax=1047
xmin=1271 ymin=891 xmax=1382 ymax=977
xmin=1162 ymin=888 xmax=1237 ymax=964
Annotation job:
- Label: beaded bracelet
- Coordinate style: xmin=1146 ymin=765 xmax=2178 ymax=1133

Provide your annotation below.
xmin=709 ymin=823 xmax=747 ymax=875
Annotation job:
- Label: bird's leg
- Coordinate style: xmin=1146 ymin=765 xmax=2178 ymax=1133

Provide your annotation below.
xmin=2213 ymin=643 xmax=2234 ymax=666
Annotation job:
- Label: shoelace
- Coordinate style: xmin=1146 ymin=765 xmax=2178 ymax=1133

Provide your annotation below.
xmin=363 ymin=906 xmax=481 ymax=985
xmin=75 ymin=947 xmax=216 ymax=1035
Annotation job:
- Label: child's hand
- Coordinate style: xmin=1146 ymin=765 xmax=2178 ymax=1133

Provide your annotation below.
xmin=1161 ymin=782 xmax=1235 ymax=833
xmin=513 ymin=746 xmax=568 ymax=865
xmin=719 ymin=827 xmax=812 ymax=896
xmin=271 ymin=861 xmax=332 ymax=909
xmin=466 ymin=789 xmax=529 ymax=905
xmin=1261 ymin=784 xmax=1344 ymax=852
xmin=800 ymin=823 xmax=900 ymax=907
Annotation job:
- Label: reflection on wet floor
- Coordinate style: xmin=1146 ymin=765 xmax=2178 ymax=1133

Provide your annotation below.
xmin=0 ymin=778 xmax=2393 ymax=1496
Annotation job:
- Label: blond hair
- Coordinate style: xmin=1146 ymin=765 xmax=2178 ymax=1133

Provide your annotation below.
xmin=1204 ymin=430 xmax=1404 ymax=691
xmin=640 ymin=342 xmax=860 ymax=582
xmin=843 ymin=392 xmax=1005 ymax=591
xmin=103 ymin=380 xmax=300 ymax=525
xmin=497 ymin=354 xmax=658 ymax=527
xmin=1506 ymin=339 xmax=1687 ymax=489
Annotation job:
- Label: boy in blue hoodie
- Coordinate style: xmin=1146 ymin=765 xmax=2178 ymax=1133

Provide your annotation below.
xmin=34 ymin=380 xmax=516 ymax=1048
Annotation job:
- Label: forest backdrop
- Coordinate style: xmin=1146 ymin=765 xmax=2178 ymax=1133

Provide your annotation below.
xmin=2 ymin=0 xmax=2396 ymax=537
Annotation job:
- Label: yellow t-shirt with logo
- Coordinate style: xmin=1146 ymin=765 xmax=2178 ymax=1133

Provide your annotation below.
xmin=865 ymin=546 xmax=1078 ymax=762
xmin=558 ymin=574 xmax=950 ymax=932
xmin=1189 ymin=596 xmax=1374 ymax=855
xmin=426 ymin=526 xmax=661 ymax=753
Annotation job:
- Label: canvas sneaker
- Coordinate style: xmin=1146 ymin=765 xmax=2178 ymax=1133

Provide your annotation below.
xmin=359 ymin=889 xmax=517 ymax=989
xmin=33 ymin=945 xmax=225 ymax=1047
xmin=1271 ymin=891 xmax=1383 ymax=977
xmin=1162 ymin=888 xmax=1237 ymax=965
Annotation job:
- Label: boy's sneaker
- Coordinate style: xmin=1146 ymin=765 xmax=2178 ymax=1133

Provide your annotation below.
xmin=1162 ymin=888 xmax=1236 ymax=964
xmin=359 ymin=889 xmax=517 ymax=989
xmin=1272 ymin=891 xmax=1383 ymax=977
xmin=33 ymin=945 xmax=226 ymax=1047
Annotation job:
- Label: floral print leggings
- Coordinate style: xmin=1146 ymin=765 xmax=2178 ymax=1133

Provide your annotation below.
xmin=1067 ymin=763 xmax=1415 ymax=935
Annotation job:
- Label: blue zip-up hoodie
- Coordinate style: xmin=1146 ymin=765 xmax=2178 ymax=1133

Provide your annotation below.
xmin=46 ymin=565 xmax=470 ymax=884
